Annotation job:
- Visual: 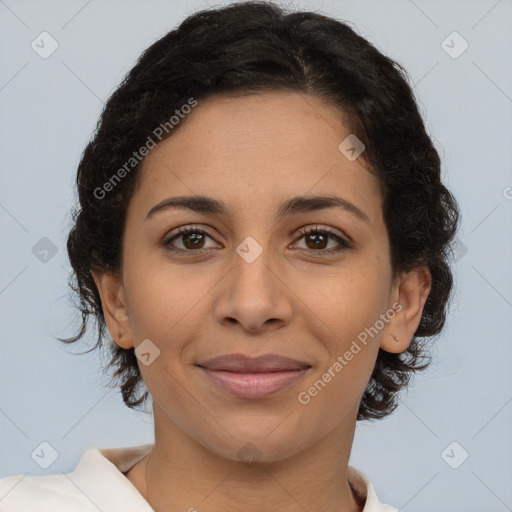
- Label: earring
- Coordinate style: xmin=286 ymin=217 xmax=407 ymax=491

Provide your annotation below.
xmin=391 ymin=334 xmax=400 ymax=342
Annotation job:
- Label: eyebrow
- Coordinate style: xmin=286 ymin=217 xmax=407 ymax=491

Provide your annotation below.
xmin=145 ymin=194 xmax=371 ymax=225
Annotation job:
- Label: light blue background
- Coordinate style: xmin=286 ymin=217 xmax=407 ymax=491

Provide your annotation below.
xmin=1 ymin=1 xmax=511 ymax=510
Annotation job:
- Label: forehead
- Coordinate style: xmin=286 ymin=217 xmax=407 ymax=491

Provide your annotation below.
xmin=130 ymin=91 xmax=383 ymax=226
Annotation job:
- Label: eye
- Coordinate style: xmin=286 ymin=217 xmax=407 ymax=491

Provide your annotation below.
xmin=162 ymin=224 xmax=353 ymax=256
xmin=292 ymin=225 xmax=352 ymax=255
xmin=162 ymin=225 xmax=218 ymax=254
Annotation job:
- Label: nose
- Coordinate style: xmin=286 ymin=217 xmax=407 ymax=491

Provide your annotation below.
xmin=214 ymin=236 xmax=293 ymax=333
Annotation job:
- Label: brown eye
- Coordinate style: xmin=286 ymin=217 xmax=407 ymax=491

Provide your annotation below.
xmin=304 ymin=231 xmax=328 ymax=250
xmin=181 ymin=231 xmax=206 ymax=250
xmin=163 ymin=226 xmax=217 ymax=253
xmin=294 ymin=226 xmax=352 ymax=254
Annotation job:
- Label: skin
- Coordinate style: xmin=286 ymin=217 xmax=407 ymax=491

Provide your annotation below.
xmin=92 ymin=91 xmax=431 ymax=512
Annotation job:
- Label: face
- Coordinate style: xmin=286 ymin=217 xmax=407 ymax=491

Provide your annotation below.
xmin=93 ymin=91 xmax=430 ymax=463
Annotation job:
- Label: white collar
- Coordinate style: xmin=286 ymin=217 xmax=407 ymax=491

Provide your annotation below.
xmin=0 ymin=444 xmax=397 ymax=511
xmin=89 ymin=444 xmax=397 ymax=511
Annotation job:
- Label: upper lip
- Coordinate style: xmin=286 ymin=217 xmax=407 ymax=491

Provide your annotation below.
xmin=196 ymin=353 xmax=312 ymax=372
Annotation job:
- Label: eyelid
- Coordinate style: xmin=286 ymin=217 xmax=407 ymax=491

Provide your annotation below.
xmin=292 ymin=224 xmax=353 ymax=252
xmin=292 ymin=223 xmax=351 ymax=243
xmin=163 ymin=224 xmax=218 ymax=245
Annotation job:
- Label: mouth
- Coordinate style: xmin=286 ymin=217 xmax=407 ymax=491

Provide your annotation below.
xmin=195 ymin=353 xmax=312 ymax=399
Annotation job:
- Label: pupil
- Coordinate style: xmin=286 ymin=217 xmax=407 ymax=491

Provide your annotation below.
xmin=308 ymin=233 xmax=326 ymax=249
xmin=186 ymin=233 xmax=203 ymax=248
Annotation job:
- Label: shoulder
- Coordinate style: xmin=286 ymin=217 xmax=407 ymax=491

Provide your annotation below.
xmin=0 ymin=446 xmax=153 ymax=512
xmin=0 ymin=471 xmax=97 ymax=511
xmin=348 ymin=465 xmax=399 ymax=512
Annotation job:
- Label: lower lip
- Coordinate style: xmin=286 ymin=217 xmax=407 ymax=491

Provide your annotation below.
xmin=198 ymin=367 xmax=310 ymax=399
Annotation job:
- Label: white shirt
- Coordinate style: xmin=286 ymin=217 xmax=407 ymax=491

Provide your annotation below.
xmin=0 ymin=444 xmax=398 ymax=511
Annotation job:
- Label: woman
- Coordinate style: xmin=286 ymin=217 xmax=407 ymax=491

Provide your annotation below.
xmin=0 ymin=1 xmax=459 ymax=510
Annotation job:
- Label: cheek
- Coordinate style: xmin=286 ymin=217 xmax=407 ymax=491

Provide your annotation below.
xmin=297 ymin=272 xmax=386 ymax=415
xmin=296 ymin=350 xmax=377 ymax=428
xmin=303 ymin=263 xmax=390 ymax=344
xmin=295 ymin=260 xmax=389 ymax=403
xmin=123 ymin=257 xmax=214 ymax=397
xmin=124 ymin=254 xmax=209 ymax=343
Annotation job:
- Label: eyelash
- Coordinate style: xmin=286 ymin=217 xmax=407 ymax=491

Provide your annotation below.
xmin=162 ymin=224 xmax=353 ymax=256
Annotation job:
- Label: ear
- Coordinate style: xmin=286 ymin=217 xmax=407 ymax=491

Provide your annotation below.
xmin=91 ymin=270 xmax=134 ymax=349
xmin=380 ymin=266 xmax=432 ymax=353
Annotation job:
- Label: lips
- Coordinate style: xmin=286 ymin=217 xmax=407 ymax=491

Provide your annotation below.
xmin=196 ymin=353 xmax=311 ymax=372
xmin=196 ymin=353 xmax=312 ymax=399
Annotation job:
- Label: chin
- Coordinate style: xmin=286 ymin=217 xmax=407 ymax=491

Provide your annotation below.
xmin=197 ymin=426 xmax=311 ymax=465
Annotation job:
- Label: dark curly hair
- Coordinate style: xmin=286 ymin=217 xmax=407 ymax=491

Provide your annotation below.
xmin=61 ymin=0 xmax=460 ymax=421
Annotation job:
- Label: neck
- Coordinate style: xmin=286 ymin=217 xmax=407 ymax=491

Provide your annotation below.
xmin=137 ymin=405 xmax=365 ymax=512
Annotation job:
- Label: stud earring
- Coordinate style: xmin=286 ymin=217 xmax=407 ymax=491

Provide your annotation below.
xmin=391 ymin=334 xmax=400 ymax=342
